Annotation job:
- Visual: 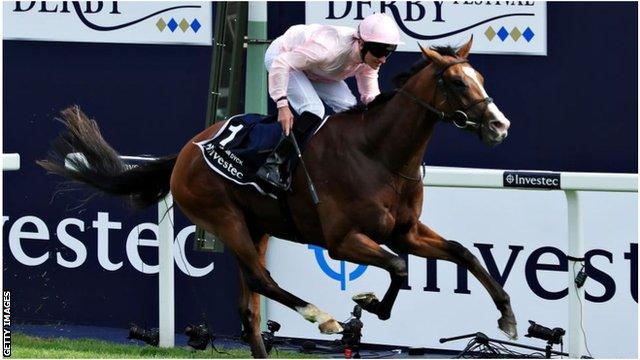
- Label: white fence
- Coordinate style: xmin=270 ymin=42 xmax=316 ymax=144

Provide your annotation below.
xmin=420 ymin=166 xmax=637 ymax=357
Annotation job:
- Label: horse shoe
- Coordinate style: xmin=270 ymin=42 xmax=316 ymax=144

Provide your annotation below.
xmin=352 ymin=292 xmax=381 ymax=314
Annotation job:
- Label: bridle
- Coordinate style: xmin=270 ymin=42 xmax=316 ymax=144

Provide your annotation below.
xmin=396 ymin=59 xmax=493 ymax=132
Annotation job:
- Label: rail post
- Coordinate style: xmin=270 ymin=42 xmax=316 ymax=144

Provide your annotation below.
xmin=565 ymin=190 xmax=585 ymax=358
xmin=158 ymin=194 xmax=175 ymax=348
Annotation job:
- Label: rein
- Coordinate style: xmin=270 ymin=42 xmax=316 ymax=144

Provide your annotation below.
xmin=394 ymin=169 xmax=422 ymax=182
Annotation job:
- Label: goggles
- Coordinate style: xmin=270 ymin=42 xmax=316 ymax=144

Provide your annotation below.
xmin=363 ymin=42 xmax=397 ymax=58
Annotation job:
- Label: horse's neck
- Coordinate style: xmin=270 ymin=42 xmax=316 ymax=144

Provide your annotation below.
xmin=364 ymin=67 xmax=439 ymax=173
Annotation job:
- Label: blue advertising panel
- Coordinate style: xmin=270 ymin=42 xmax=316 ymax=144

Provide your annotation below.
xmin=3 ymin=32 xmax=241 ymax=335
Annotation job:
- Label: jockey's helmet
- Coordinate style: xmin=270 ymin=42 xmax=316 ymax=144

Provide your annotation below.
xmin=357 ymin=13 xmax=404 ymax=46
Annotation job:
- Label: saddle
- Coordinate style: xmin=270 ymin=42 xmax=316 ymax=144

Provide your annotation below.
xmin=194 ymin=113 xmax=325 ymax=198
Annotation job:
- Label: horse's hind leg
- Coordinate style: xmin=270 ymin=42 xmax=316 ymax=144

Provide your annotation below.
xmin=239 ymin=268 xmax=268 ymax=358
xmin=236 ymin=261 xmax=343 ymax=335
xmin=238 ymin=234 xmax=269 ymax=358
xmin=172 ymin=159 xmax=342 ymax=340
xmin=397 ymin=222 xmax=517 ymax=339
xmin=190 ymin=207 xmax=343 ymax=336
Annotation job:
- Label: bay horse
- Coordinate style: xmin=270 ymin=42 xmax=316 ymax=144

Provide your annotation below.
xmin=38 ymin=37 xmax=516 ymax=358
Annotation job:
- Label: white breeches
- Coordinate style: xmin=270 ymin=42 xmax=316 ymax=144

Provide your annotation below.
xmin=265 ymin=41 xmax=357 ymax=119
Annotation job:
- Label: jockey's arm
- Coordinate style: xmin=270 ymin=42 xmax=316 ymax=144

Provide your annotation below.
xmin=269 ymin=40 xmax=330 ymax=135
xmin=268 ymin=40 xmax=330 ymax=109
xmin=355 ymin=66 xmax=381 ymax=104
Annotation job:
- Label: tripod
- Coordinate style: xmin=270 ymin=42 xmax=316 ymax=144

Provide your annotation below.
xmin=440 ymin=332 xmax=569 ymax=358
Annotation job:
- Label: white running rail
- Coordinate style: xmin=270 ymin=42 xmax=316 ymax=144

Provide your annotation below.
xmin=421 ymin=166 xmax=637 ymax=358
xmin=54 ymin=152 xmax=640 ymax=355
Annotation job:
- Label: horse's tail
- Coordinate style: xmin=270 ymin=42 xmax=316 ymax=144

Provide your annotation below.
xmin=37 ymin=105 xmax=177 ymax=209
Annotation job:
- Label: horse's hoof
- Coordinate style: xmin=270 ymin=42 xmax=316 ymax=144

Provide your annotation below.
xmin=319 ymin=319 xmax=343 ymax=334
xmin=352 ymin=292 xmax=376 ymax=302
xmin=352 ymin=292 xmax=380 ymax=314
xmin=377 ymin=311 xmax=391 ymax=321
xmin=498 ymin=316 xmax=518 ymax=340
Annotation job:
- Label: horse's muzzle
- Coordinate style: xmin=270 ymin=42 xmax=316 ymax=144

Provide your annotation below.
xmin=479 ymin=113 xmax=510 ymax=146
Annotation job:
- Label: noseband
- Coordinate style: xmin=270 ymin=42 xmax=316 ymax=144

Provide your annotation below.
xmin=396 ymin=60 xmax=493 ymax=131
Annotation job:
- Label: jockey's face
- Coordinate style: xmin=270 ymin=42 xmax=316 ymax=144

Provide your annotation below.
xmin=364 ymin=51 xmax=386 ymax=70
xmin=358 ymin=39 xmax=391 ymax=70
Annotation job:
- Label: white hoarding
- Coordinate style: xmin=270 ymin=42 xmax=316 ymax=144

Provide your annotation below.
xmin=266 ymin=188 xmax=637 ymax=358
xmin=306 ymin=1 xmax=547 ymax=55
xmin=3 ymin=2 xmax=212 ymax=46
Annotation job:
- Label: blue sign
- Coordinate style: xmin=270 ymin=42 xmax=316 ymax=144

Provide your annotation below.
xmin=308 ymin=245 xmax=367 ymax=290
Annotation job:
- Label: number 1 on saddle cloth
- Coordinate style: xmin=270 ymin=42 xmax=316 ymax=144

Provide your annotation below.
xmin=194 ymin=111 xmax=322 ymax=197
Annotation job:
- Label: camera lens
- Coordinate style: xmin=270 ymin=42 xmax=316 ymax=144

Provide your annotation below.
xmin=525 ymin=320 xmax=564 ymax=345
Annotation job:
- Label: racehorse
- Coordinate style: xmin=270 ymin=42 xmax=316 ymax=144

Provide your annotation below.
xmin=38 ymin=37 xmax=516 ymax=358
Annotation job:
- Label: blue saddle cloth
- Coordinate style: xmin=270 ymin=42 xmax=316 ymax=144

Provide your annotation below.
xmin=194 ymin=113 xmax=318 ymax=198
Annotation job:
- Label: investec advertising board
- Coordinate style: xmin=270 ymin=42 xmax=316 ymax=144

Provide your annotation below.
xmin=3 ymin=2 xmax=211 ymax=45
xmin=306 ymin=1 xmax=546 ymax=55
xmin=266 ymin=189 xmax=637 ymax=357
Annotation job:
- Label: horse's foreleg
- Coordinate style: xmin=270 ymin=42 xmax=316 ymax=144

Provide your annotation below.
xmin=401 ymin=222 xmax=517 ymax=339
xmin=328 ymin=232 xmax=407 ymax=320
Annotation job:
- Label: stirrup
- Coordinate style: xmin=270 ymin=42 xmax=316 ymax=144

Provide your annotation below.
xmin=257 ymin=164 xmax=289 ymax=190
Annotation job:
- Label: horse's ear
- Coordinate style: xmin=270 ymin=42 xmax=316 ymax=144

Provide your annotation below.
xmin=418 ymin=43 xmax=445 ymax=66
xmin=456 ymin=35 xmax=473 ymax=58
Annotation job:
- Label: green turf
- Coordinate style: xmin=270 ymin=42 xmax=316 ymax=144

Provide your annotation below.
xmin=11 ymin=332 xmax=319 ymax=358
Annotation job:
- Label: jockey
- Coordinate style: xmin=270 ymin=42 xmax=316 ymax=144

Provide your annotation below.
xmin=257 ymin=13 xmax=404 ymax=190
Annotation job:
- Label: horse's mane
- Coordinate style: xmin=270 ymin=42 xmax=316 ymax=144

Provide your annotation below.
xmin=341 ymin=45 xmax=459 ymax=116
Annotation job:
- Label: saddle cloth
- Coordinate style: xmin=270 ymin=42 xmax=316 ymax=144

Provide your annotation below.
xmin=194 ymin=113 xmax=328 ymax=198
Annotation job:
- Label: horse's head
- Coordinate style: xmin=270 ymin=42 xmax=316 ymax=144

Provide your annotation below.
xmin=417 ymin=37 xmax=511 ymax=146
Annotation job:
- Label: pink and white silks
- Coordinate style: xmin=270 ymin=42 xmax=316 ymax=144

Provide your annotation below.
xmin=264 ymin=24 xmax=381 ymax=118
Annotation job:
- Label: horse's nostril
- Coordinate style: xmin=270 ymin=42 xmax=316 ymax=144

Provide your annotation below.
xmin=490 ymin=120 xmax=507 ymax=132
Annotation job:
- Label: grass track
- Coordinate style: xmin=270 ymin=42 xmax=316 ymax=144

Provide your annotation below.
xmin=11 ymin=332 xmax=318 ymax=358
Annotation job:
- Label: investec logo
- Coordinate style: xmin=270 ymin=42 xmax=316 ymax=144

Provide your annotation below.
xmin=309 ymin=243 xmax=639 ymax=303
xmin=503 ymin=171 xmax=561 ymax=189
xmin=309 ymin=245 xmax=367 ymax=290
xmin=3 ymin=211 xmax=214 ymax=277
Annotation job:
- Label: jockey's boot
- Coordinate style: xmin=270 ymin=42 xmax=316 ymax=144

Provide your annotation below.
xmin=257 ymin=111 xmax=322 ymax=190
xmin=256 ymin=135 xmax=294 ymax=190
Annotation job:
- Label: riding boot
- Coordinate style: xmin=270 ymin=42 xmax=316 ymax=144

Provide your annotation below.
xmin=256 ymin=135 xmax=294 ymax=190
xmin=292 ymin=111 xmax=323 ymax=140
xmin=257 ymin=111 xmax=322 ymax=190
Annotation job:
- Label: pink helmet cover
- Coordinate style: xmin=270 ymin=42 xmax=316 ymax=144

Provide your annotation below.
xmin=358 ymin=13 xmax=404 ymax=45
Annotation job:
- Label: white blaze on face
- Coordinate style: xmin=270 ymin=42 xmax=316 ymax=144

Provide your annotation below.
xmin=462 ymin=66 xmax=511 ymax=139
